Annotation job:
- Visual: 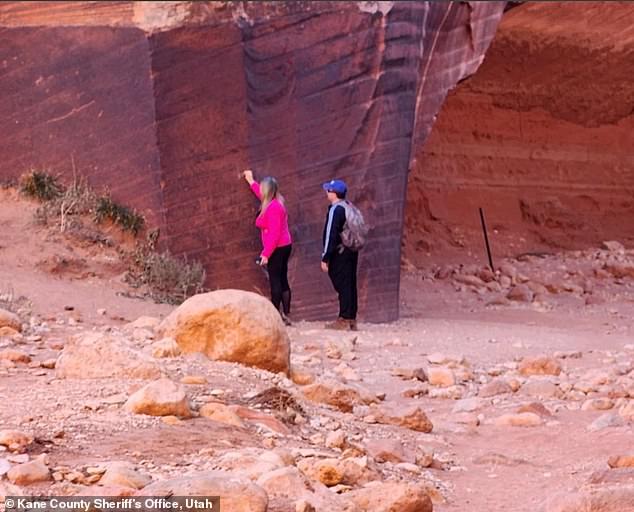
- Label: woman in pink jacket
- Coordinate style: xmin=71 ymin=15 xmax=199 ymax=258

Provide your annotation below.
xmin=243 ymin=169 xmax=293 ymax=325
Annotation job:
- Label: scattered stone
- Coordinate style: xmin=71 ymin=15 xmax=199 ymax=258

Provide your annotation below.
xmin=507 ymin=285 xmax=534 ymax=303
xmin=544 ymin=486 xmax=634 ymax=512
xmin=151 ymin=338 xmax=181 ymax=358
xmin=180 ymin=375 xmax=207 ymax=385
xmin=0 ymin=349 xmax=31 ymax=363
xmin=124 ymin=378 xmax=191 ymax=417
xmin=517 ymin=402 xmax=553 ymax=417
xmin=602 ymin=240 xmax=626 ymax=252
xmin=453 ymin=398 xmax=485 ymax=413
xmin=139 ymin=473 xmax=268 ymax=512
xmin=157 ymin=290 xmax=291 ymax=374
xmin=582 ymin=398 xmax=615 ymax=411
xmin=428 ymin=385 xmax=465 ymax=400
xmin=479 ymin=379 xmax=513 ymax=398
xmin=303 ymin=379 xmax=378 ymax=413
xmin=347 ymin=482 xmax=433 ymax=512
xmin=99 ymin=461 xmax=151 ymax=490
xmin=521 ymin=379 xmax=561 ymax=399
xmin=294 ymin=499 xmax=316 ymax=512
xmin=325 ymin=430 xmax=346 ymax=450
xmin=618 ymin=401 xmax=634 ymax=420
xmin=290 ymin=367 xmax=316 ymax=386
xmin=588 ymin=412 xmax=625 ymax=432
xmin=7 ymin=457 xmax=49 ymax=485
xmin=56 ymin=332 xmax=162 ymax=380
xmin=494 ymin=413 xmax=543 ymax=427
xmin=199 ymin=403 xmax=245 ymax=428
xmin=256 ymin=466 xmax=308 ymax=499
xmin=0 ymin=309 xmax=21 ymax=332
xmin=426 ymin=367 xmax=455 ymax=387
xmin=365 ymin=439 xmax=414 ymax=464
xmin=608 ymin=455 xmax=634 ymax=469
xmin=297 ymin=457 xmax=376 ymax=487
xmin=372 ymin=404 xmax=433 ymax=433
xmin=0 ymin=430 xmax=33 ymax=452
xmin=161 ymin=416 xmax=184 ymax=426
xmin=391 ymin=367 xmax=427 ymax=382
xmin=518 ymin=356 xmax=562 ymax=377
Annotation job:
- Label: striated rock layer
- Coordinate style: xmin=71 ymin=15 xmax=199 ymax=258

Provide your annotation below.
xmin=0 ymin=1 xmax=505 ymax=321
xmin=405 ymin=2 xmax=634 ymax=268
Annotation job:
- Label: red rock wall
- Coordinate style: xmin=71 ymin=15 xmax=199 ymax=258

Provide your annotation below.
xmin=404 ymin=2 xmax=634 ymax=268
xmin=0 ymin=1 xmax=505 ymax=321
xmin=0 ymin=25 xmax=164 ymax=227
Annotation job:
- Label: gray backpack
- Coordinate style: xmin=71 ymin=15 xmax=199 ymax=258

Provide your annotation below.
xmin=339 ymin=201 xmax=368 ymax=251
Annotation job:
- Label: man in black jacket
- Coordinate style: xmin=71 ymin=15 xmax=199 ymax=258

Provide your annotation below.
xmin=321 ymin=179 xmax=358 ymax=331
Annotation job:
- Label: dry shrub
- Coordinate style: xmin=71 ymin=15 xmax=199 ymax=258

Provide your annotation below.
xmin=125 ymin=231 xmax=206 ymax=305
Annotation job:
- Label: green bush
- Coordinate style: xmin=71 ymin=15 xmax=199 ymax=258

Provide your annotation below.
xmin=95 ymin=196 xmax=145 ymax=236
xmin=19 ymin=171 xmax=63 ymax=201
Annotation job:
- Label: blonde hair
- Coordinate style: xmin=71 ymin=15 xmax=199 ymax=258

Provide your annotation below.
xmin=258 ymin=176 xmax=285 ymax=217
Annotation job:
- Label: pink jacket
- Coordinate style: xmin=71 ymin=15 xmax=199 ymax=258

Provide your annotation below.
xmin=251 ymin=182 xmax=292 ymax=258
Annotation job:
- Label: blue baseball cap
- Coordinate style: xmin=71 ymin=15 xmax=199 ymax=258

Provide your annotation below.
xmin=322 ymin=179 xmax=347 ymax=195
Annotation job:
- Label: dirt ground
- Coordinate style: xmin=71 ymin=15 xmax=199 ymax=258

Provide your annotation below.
xmin=0 ymin=189 xmax=632 ymax=511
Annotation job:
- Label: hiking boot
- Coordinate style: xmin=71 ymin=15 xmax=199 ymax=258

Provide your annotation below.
xmin=281 ymin=313 xmax=292 ymax=327
xmin=325 ymin=318 xmax=356 ymax=331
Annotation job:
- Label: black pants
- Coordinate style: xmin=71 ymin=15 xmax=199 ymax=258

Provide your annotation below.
xmin=267 ymin=244 xmax=292 ymax=315
xmin=328 ymin=248 xmax=358 ymax=320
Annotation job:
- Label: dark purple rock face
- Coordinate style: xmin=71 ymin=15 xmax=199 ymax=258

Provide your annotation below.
xmin=0 ymin=1 xmax=505 ymax=321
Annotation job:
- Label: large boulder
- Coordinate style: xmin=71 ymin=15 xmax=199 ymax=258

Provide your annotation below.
xmin=55 ymin=332 xmax=162 ymax=380
xmin=138 ymin=473 xmax=268 ymax=512
xmin=157 ymin=290 xmax=290 ymax=374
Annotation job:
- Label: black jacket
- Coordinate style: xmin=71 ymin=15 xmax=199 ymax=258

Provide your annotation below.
xmin=322 ymin=202 xmax=346 ymax=263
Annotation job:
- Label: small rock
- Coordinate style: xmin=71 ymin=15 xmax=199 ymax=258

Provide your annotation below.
xmin=588 ymin=412 xmax=625 ymax=432
xmin=518 ymin=356 xmax=562 ymax=376
xmin=608 ymin=454 xmax=634 ymax=469
xmin=124 ymin=378 xmax=191 ymax=417
xmin=479 ymin=379 xmax=513 ymax=398
xmin=373 ymin=404 xmax=433 ymax=433
xmin=581 ymin=398 xmax=614 ymax=411
xmin=507 ymin=285 xmax=534 ymax=303
xmin=347 ymin=482 xmax=433 ymax=512
xmin=521 ymin=379 xmax=561 ymax=399
xmin=494 ymin=413 xmax=543 ymax=427
xmin=180 ymin=375 xmax=207 ymax=385
xmin=453 ymin=398 xmax=485 ymax=413
xmin=0 ymin=349 xmax=31 ymax=363
xmin=0 ymin=309 xmax=22 ymax=332
xmin=0 ymin=430 xmax=33 ymax=452
xmin=199 ymin=403 xmax=245 ymax=428
xmin=365 ymin=439 xmax=413 ymax=464
xmin=517 ymin=402 xmax=552 ymax=417
xmin=426 ymin=367 xmax=455 ymax=387
xmin=256 ymin=466 xmax=308 ymax=499
xmin=99 ymin=461 xmax=151 ymax=490
xmin=7 ymin=457 xmax=49 ymax=485
xmin=151 ymin=338 xmax=181 ymax=358
xmin=290 ymin=367 xmax=315 ymax=386
xmin=325 ymin=430 xmax=346 ymax=450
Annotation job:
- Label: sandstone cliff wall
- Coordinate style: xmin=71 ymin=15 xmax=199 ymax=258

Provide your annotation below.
xmin=0 ymin=1 xmax=505 ymax=320
xmin=404 ymin=2 xmax=634 ymax=268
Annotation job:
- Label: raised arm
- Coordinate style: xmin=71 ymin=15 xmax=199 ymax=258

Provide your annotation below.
xmin=243 ymin=169 xmax=262 ymax=199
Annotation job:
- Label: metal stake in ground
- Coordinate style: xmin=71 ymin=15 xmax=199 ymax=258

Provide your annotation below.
xmin=479 ymin=207 xmax=495 ymax=272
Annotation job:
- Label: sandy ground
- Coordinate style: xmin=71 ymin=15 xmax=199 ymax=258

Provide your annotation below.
xmin=0 ymin=190 xmax=632 ymax=511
